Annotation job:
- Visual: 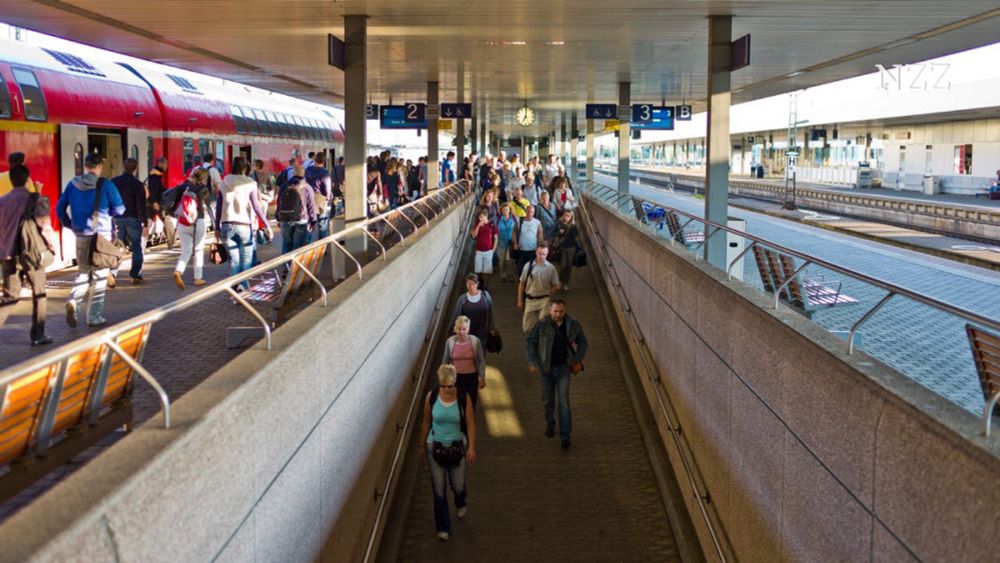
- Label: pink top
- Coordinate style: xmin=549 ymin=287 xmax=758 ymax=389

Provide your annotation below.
xmin=451 ymin=339 xmax=477 ymax=375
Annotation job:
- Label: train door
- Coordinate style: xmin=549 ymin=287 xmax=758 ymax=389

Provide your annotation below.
xmin=88 ymin=130 xmax=123 ymax=178
xmin=58 ymin=124 xmax=87 ymax=262
xmin=127 ymin=128 xmax=154 ymax=180
xmin=238 ymin=145 xmax=252 ymax=162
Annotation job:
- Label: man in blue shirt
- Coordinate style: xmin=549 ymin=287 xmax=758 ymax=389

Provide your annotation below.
xmin=56 ymin=153 xmax=125 ymax=328
xmin=441 ymin=151 xmax=456 ymax=187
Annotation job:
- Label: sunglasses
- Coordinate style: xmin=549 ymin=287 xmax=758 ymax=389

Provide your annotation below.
xmin=440 ymin=384 xmax=456 ymax=389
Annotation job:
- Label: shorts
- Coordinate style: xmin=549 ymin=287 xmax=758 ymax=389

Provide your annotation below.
xmin=474 ymin=249 xmax=495 ymax=274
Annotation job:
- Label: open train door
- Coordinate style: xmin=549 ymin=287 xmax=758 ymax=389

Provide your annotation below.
xmin=58 ymin=123 xmax=87 ymax=263
xmin=126 ymin=128 xmax=156 ymax=181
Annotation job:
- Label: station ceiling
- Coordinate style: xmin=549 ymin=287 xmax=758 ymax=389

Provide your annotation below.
xmin=4 ymin=1 xmax=1000 ymax=137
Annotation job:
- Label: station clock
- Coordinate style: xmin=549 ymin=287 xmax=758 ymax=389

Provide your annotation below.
xmin=515 ymin=105 xmax=536 ymax=127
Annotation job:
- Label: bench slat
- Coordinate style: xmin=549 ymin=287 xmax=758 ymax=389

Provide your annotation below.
xmin=0 ymin=365 xmax=56 ymax=465
xmin=50 ymin=346 xmax=106 ymax=435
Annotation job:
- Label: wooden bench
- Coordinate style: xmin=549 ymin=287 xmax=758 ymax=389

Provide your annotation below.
xmin=227 ymin=243 xmax=329 ymax=347
xmin=664 ymin=211 xmax=705 ymax=246
xmin=966 ymin=324 xmax=1000 ymax=436
xmin=0 ymin=323 xmax=150 ymax=501
xmin=752 ymin=246 xmax=857 ymax=315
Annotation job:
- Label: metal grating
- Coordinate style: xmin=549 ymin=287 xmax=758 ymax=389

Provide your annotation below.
xmin=41 ymin=48 xmax=105 ymax=77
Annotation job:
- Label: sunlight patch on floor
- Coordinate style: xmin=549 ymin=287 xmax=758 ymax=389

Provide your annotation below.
xmin=480 ymin=365 xmax=524 ymax=438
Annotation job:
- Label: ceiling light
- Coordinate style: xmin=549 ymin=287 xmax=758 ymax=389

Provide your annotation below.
xmin=510 ymin=41 xmax=527 ymax=46
xmin=547 ymin=41 xmax=565 ymax=46
xmin=785 ymin=71 xmax=804 ymax=78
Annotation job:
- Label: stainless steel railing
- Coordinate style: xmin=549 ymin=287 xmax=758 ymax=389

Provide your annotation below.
xmin=0 ymin=181 xmax=474 ymax=429
xmin=581 ymin=180 xmax=1000 ymax=435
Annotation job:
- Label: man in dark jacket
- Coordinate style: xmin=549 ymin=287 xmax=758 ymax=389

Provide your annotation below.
xmin=526 ymin=299 xmax=588 ymax=448
xmin=56 ymin=153 xmax=125 ymax=328
xmin=0 ymin=165 xmax=54 ymax=345
xmin=304 ymin=153 xmax=332 ymax=239
xmin=111 ymin=158 xmax=148 ymax=283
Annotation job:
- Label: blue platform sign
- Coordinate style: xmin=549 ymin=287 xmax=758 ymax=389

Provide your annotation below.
xmin=381 ymin=105 xmax=427 ymax=129
xmin=365 ymin=104 xmax=379 ymax=120
xmin=585 ymin=104 xmax=618 ymax=119
xmin=440 ymin=103 xmax=472 ymax=119
xmin=403 ymin=102 xmax=426 ymax=123
xmin=631 ymin=104 xmax=654 ymax=124
xmin=631 ymin=106 xmax=675 ymax=130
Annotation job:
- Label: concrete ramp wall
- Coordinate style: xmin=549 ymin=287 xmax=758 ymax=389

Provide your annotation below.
xmin=585 ymin=198 xmax=1000 ymax=562
xmin=0 ymin=195 xmax=474 ymax=563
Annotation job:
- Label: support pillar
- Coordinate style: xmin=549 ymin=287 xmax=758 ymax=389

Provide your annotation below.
xmin=705 ymin=15 xmax=732 ymax=269
xmin=617 ymin=82 xmax=631 ymax=195
xmin=479 ymin=120 xmax=486 ymax=156
xmin=570 ymin=113 xmax=579 ymax=184
xmin=560 ymin=118 xmax=568 ymax=164
xmin=456 ymin=67 xmax=465 ymax=166
xmin=428 ymin=81 xmax=439 ymax=187
xmin=338 ymin=14 xmax=368 ymax=276
xmin=585 ymin=118 xmax=595 ymax=181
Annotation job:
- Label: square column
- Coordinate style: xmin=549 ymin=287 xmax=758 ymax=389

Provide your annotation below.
xmin=456 ymin=67 xmax=465 ymax=166
xmin=479 ymin=120 xmax=486 ymax=156
xmin=618 ymin=82 xmax=631 ymax=195
xmin=570 ymin=113 xmax=579 ymax=185
xmin=427 ymin=81 xmax=439 ymax=187
xmin=338 ymin=14 xmax=368 ymax=276
xmin=705 ymin=15 xmax=732 ymax=269
xmin=585 ymin=118 xmax=595 ymax=180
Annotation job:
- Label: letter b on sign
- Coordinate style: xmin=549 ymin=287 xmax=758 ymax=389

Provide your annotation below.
xmin=676 ymin=105 xmax=692 ymax=121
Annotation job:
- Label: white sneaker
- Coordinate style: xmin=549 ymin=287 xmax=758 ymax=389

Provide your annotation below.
xmin=562 ymin=284 xmax=570 ymax=291
xmin=456 ymin=506 xmax=467 ymax=519
xmin=437 ymin=531 xmax=450 ymax=541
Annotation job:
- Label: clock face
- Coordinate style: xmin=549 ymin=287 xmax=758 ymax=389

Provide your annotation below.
xmin=515 ymin=106 xmax=536 ymax=127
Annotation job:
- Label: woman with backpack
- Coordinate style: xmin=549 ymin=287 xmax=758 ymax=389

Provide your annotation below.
xmin=442 ymin=315 xmax=486 ymax=410
xmin=172 ymin=168 xmax=213 ymax=289
xmin=418 ymin=364 xmax=477 ymax=541
xmin=217 ymin=157 xmax=272 ymax=287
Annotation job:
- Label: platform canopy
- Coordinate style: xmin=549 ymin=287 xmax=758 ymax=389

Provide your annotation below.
xmin=4 ymin=1 xmax=999 ymax=135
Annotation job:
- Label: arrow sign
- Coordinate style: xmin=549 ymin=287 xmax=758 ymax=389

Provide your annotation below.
xmin=440 ymin=103 xmax=472 ymax=119
xmin=585 ymin=104 xmax=617 ymax=120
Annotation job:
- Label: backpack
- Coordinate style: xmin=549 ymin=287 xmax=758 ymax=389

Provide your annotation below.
xmin=429 ymin=387 xmax=467 ymax=436
xmin=275 ymin=168 xmax=291 ymax=189
xmin=174 ymin=189 xmax=199 ymax=226
xmin=16 ymin=194 xmax=53 ymax=270
xmin=277 ymin=185 xmax=304 ymax=222
xmin=162 ymin=184 xmax=186 ymax=216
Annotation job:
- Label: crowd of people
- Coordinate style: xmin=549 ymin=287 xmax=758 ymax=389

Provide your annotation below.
xmin=420 ymin=150 xmax=589 ymax=541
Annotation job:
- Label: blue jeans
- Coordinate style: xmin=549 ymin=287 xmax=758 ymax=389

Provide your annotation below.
xmin=221 ymin=223 xmax=254 ymax=288
xmin=114 ymin=217 xmax=144 ymax=279
xmin=280 ymin=222 xmax=310 ymax=253
xmin=426 ymin=442 xmax=468 ymax=534
xmin=316 ymin=215 xmax=330 ymax=240
xmin=541 ymin=364 xmax=572 ymax=439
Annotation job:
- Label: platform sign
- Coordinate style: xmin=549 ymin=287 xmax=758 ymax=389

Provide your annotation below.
xmin=403 ymin=102 xmax=426 ymax=123
xmin=365 ymin=104 xmax=379 ymax=120
xmin=586 ymin=104 xmax=618 ymax=120
xmin=730 ymin=34 xmax=751 ymax=71
xmin=438 ymin=119 xmax=453 ymax=131
xmin=631 ymin=104 xmax=654 ymax=125
xmin=440 ymin=103 xmax=472 ymax=119
xmin=380 ymin=105 xmax=428 ymax=129
xmin=327 ymin=34 xmax=345 ymax=70
xmin=675 ymin=104 xmax=692 ymax=121
xmin=631 ymin=106 xmax=675 ymax=130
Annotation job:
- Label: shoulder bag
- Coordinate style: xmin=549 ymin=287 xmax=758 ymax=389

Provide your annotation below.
xmin=89 ymin=179 xmax=125 ymax=270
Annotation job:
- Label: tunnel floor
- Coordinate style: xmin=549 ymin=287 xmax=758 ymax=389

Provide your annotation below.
xmin=388 ymin=256 xmax=682 ymax=562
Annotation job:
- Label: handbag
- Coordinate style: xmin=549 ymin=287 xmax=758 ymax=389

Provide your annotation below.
xmin=570 ymin=361 xmax=585 ymax=375
xmin=89 ymin=179 xmax=125 ymax=270
xmin=431 ymin=440 xmax=466 ymax=469
xmin=572 ymin=248 xmax=588 ymax=268
xmin=208 ymin=240 xmax=229 ymax=265
xmin=485 ymin=329 xmax=503 ymax=354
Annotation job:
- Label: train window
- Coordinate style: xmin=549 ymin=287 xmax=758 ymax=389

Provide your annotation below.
xmin=322 ymin=122 xmax=333 ymax=142
xmin=262 ymin=111 xmax=279 ymax=137
xmin=250 ymin=109 xmax=268 ymax=136
xmin=242 ymin=107 xmax=259 ymax=135
xmin=147 ymin=138 xmax=155 ymax=173
xmin=278 ymin=114 xmax=293 ymax=138
xmin=12 ymin=67 xmax=47 ymax=122
xmin=290 ymin=116 xmax=305 ymax=139
xmin=130 ymin=144 xmax=139 ymax=161
xmin=0 ymin=75 xmax=9 ymax=118
xmin=198 ymin=139 xmax=210 ymax=159
xmin=953 ymin=144 xmax=973 ymax=175
xmin=215 ymin=141 xmax=225 ymax=172
xmin=182 ymin=138 xmax=194 ymax=174
xmin=73 ymin=143 xmax=84 ymax=176
xmin=231 ymin=106 xmax=248 ymax=134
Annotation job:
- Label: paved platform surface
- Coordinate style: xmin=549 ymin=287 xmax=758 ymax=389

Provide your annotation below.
xmin=393 ymin=260 xmax=680 ymax=562
xmin=595 ymin=173 xmax=1000 ymax=417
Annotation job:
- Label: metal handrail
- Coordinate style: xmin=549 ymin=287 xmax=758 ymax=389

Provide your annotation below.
xmin=0 ymin=181 xmax=472 ymax=395
xmin=581 ymin=182 xmax=1000 ymax=353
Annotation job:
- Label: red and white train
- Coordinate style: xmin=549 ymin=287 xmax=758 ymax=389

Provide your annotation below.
xmin=0 ymin=38 xmax=344 ymax=263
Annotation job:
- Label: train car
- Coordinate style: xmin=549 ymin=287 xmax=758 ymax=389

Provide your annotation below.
xmin=0 ymin=37 xmax=344 ymax=267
